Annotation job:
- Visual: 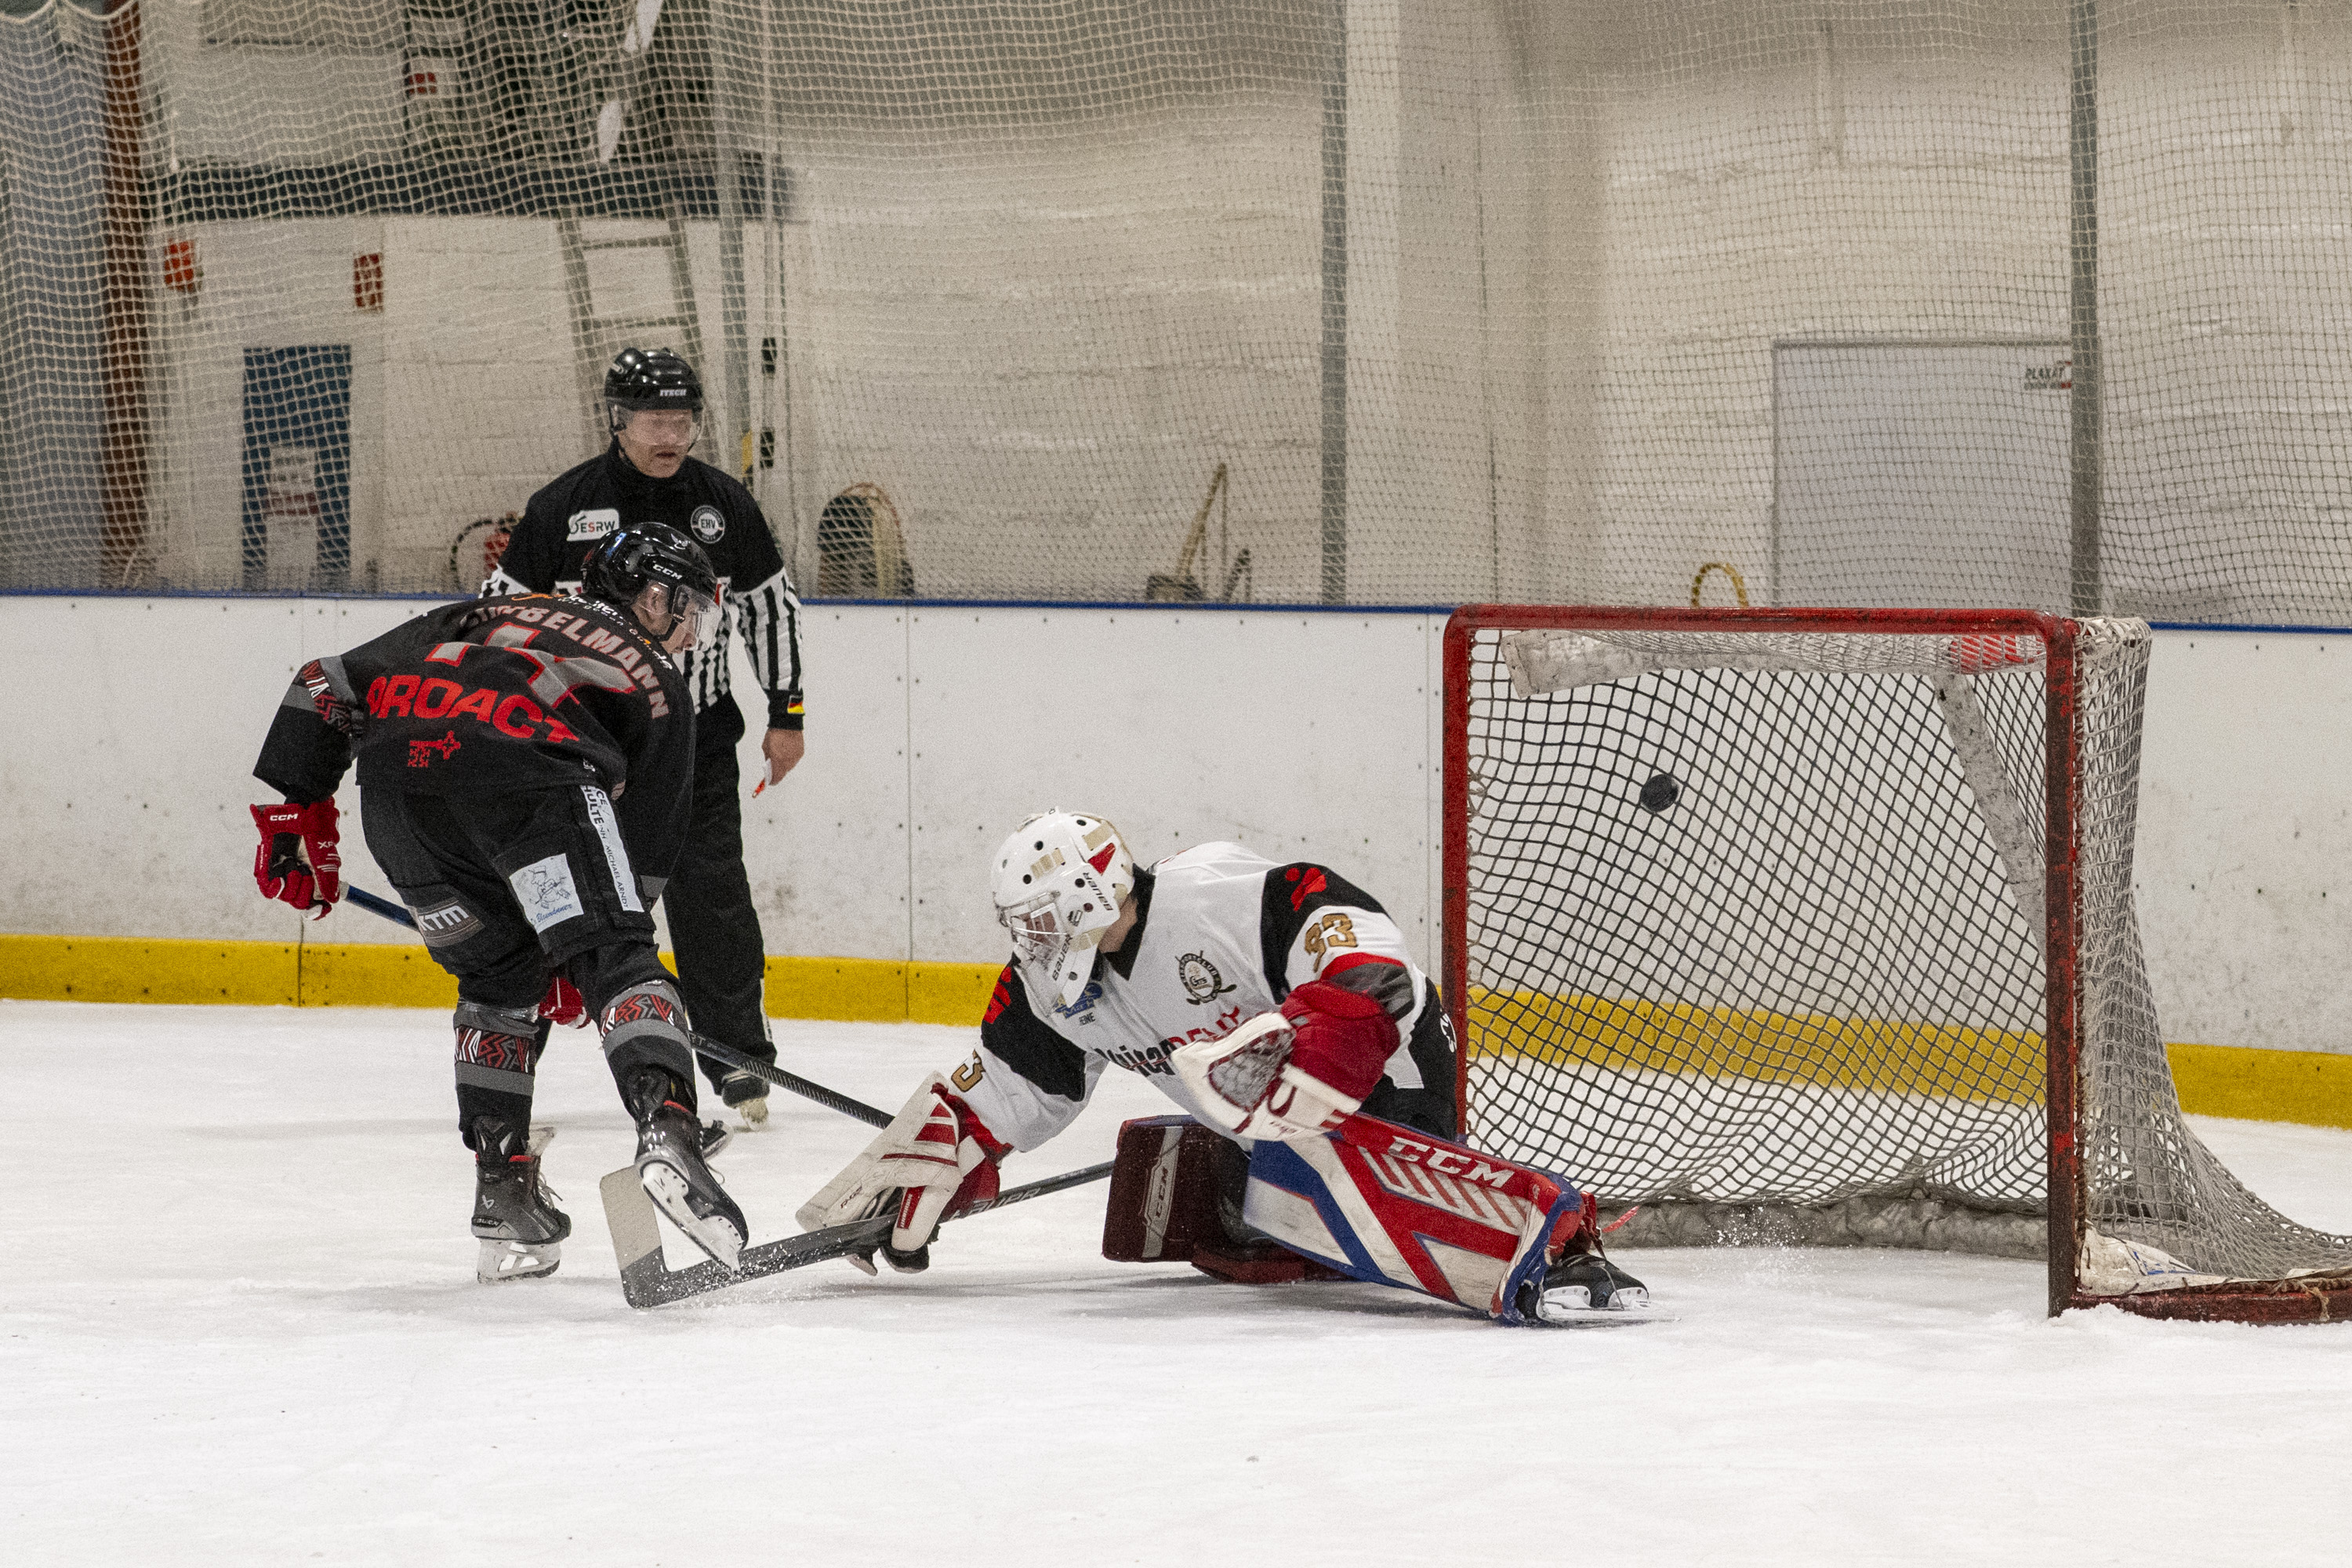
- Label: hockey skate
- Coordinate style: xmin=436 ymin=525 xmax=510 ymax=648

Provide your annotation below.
xmin=627 ymin=1070 xmax=748 ymax=1271
xmin=471 ymin=1120 xmax=571 ymax=1283
xmin=1519 ymin=1248 xmax=1652 ymax=1322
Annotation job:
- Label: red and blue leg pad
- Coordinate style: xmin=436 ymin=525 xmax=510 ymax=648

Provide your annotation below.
xmin=1242 ymin=1114 xmax=1590 ymax=1323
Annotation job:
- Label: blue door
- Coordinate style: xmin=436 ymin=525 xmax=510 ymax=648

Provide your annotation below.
xmin=241 ymin=347 xmax=352 ymax=588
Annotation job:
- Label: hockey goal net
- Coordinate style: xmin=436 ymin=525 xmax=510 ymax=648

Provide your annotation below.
xmin=1444 ymin=605 xmax=2352 ymax=1322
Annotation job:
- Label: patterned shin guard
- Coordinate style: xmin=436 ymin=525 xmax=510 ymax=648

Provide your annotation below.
xmin=453 ymin=1000 xmax=546 ymax=1151
xmin=596 ymin=981 xmax=697 ymax=1104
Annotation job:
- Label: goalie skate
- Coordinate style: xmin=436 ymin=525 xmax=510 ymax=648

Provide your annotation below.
xmin=1520 ymin=1252 xmax=1657 ymax=1324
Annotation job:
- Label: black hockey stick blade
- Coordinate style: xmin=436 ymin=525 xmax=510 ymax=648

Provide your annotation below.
xmin=600 ymin=1158 xmax=1117 ymax=1309
xmin=339 ymin=880 xmax=895 ymax=1131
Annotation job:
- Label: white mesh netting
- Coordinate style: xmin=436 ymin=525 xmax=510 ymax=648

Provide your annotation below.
xmin=1459 ymin=614 xmax=2352 ymax=1296
xmin=7 ymin=1 xmax=2352 ymax=612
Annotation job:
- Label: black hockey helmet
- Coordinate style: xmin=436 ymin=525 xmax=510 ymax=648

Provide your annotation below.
xmin=604 ymin=346 xmax=703 ymax=419
xmin=583 ymin=521 xmax=724 ymax=653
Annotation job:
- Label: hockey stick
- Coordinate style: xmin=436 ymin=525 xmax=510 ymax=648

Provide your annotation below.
xmin=343 ymin=883 xmax=417 ymax=928
xmin=683 ymin=1033 xmax=891 ymax=1129
xmin=599 ymin=1157 xmax=1116 ymax=1308
xmin=336 ymin=880 xmax=894 ymax=1129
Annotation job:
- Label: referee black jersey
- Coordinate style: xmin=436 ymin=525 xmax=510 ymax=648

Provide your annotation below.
xmin=490 ymin=441 xmax=805 ymax=752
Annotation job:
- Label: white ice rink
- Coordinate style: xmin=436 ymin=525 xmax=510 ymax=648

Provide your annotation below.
xmin=5 ymin=1001 xmax=2349 ymax=1566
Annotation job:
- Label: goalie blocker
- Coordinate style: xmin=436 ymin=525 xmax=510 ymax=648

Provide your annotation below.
xmin=1101 ymin=1113 xmax=1648 ymax=1324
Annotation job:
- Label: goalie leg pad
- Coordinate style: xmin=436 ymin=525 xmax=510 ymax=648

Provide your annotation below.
xmin=1242 ymin=1115 xmax=1591 ymax=1322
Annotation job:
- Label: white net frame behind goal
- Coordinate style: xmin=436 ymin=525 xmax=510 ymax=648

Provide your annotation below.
xmin=1443 ymin=605 xmax=2352 ymax=1323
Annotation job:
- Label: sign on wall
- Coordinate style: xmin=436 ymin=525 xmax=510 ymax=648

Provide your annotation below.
xmin=241 ymin=346 xmax=352 ymax=590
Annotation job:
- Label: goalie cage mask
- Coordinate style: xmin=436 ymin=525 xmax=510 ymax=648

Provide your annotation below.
xmin=990 ymin=811 xmax=1135 ymax=1010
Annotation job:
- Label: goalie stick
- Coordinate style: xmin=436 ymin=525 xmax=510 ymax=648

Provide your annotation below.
xmin=339 ymin=880 xmax=895 ymax=1130
xmin=600 ymin=1157 xmax=1115 ymax=1308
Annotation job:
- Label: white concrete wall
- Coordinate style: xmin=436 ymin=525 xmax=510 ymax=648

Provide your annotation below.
xmin=144 ymin=212 xmax=779 ymax=593
xmin=1533 ymin=0 xmax=2352 ymax=620
xmin=4 ymin=596 xmax=2350 ymax=1058
xmin=123 ymin=3 xmax=2352 ymax=615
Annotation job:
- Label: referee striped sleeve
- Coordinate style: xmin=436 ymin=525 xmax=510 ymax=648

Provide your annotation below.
xmin=735 ymin=567 xmax=805 ymax=726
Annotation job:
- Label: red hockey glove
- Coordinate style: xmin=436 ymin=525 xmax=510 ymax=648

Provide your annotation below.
xmin=250 ymin=800 xmax=342 ymax=920
xmin=1278 ymin=971 xmax=1406 ymax=1103
xmin=535 ymin=975 xmax=586 ymax=1028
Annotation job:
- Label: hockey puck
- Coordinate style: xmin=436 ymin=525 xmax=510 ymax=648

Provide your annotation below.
xmin=1638 ymin=771 xmax=1682 ymax=815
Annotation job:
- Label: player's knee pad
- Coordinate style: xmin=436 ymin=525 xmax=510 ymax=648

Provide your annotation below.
xmin=453 ymin=999 xmax=543 ymax=1144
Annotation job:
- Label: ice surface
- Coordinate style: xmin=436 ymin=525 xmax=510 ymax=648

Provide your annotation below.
xmin=3 ymin=1000 xmax=2348 ymax=1565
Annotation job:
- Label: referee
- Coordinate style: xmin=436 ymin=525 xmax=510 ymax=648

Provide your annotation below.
xmin=488 ymin=346 xmax=806 ymax=1123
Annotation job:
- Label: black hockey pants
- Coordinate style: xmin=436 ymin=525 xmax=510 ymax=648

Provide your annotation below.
xmin=1357 ymin=982 xmax=1460 ymax=1142
xmin=361 ymin=785 xmax=699 ymax=1150
xmin=666 ymin=739 xmax=778 ymax=1102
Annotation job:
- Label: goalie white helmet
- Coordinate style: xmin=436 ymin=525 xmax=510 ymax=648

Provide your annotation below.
xmin=989 ymin=811 xmax=1136 ymax=1009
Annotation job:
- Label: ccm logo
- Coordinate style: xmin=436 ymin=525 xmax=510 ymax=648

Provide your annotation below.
xmin=1385 ymin=1137 xmax=1516 ymax=1189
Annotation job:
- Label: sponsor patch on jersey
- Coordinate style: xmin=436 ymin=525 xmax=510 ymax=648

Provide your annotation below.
xmin=689 ymin=505 xmax=725 ymax=544
xmin=508 ymin=854 xmax=585 ymax=933
xmin=1177 ymin=952 xmax=1236 ymax=1006
xmin=1051 ymin=978 xmax=1103 ymax=1020
xmin=567 ymin=507 xmax=621 ymax=543
xmin=409 ymin=898 xmax=483 ymax=950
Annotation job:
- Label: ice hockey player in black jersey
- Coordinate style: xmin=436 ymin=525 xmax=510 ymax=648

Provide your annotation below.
xmin=249 ymin=522 xmax=750 ymax=1280
xmin=488 ymin=347 xmax=805 ymax=1127
xmin=800 ymin=811 xmax=1652 ymax=1324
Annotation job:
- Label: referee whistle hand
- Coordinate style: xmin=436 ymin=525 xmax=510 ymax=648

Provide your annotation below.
xmin=753 ymin=728 xmax=806 ymax=796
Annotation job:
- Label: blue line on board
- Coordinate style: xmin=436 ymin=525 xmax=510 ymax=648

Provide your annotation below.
xmin=2144 ymin=622 xmax=2352 ymax=637
xmin=0 ymin=586 xmax=1456 ymax=615
xmin=825 ymin=596 xmax=1456 ymax=615
xmin=3 ymin=589 xmax=2343 ymax=634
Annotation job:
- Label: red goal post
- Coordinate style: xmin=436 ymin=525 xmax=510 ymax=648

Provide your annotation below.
xmin=1441 ymin=604 xmax=2352 ymax=1323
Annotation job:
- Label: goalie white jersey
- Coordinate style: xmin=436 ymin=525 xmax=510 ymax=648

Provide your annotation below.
xmin=956 ymin=843 xmax=1451 ymax=1151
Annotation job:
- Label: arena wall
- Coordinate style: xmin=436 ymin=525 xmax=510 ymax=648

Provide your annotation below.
xmin=1 ymin=595 xmax=2347 ymax=1126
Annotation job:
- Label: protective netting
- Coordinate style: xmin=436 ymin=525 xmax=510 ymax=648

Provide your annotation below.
xmin=9 ymin=1 xmax=2352 ymax=613
xmin=1460 ymin=613 xmax=2352 ymax=1294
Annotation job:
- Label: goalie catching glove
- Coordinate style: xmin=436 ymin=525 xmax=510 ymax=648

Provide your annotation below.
xmin=1172 ymin=973 xmax=1403 ymax=1142
xmin=250 ymin=800 xmax=342 ymax=919
xmin=798 ymin=1073 xmax=1010 ymax=1274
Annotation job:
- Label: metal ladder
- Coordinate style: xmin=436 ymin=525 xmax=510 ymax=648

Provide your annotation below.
xmin=557 ymin=206 xmax=707 ymax=451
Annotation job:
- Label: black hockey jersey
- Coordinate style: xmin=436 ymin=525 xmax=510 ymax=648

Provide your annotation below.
xmin=490 ymin=442 xmax=804 ymax=750
xmin=252 ymin=594 xmax=698 ymax=884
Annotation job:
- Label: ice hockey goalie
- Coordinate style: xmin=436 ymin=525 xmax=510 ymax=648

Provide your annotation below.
xmin=800 ymin=811 xmax=1649 ymax=1323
